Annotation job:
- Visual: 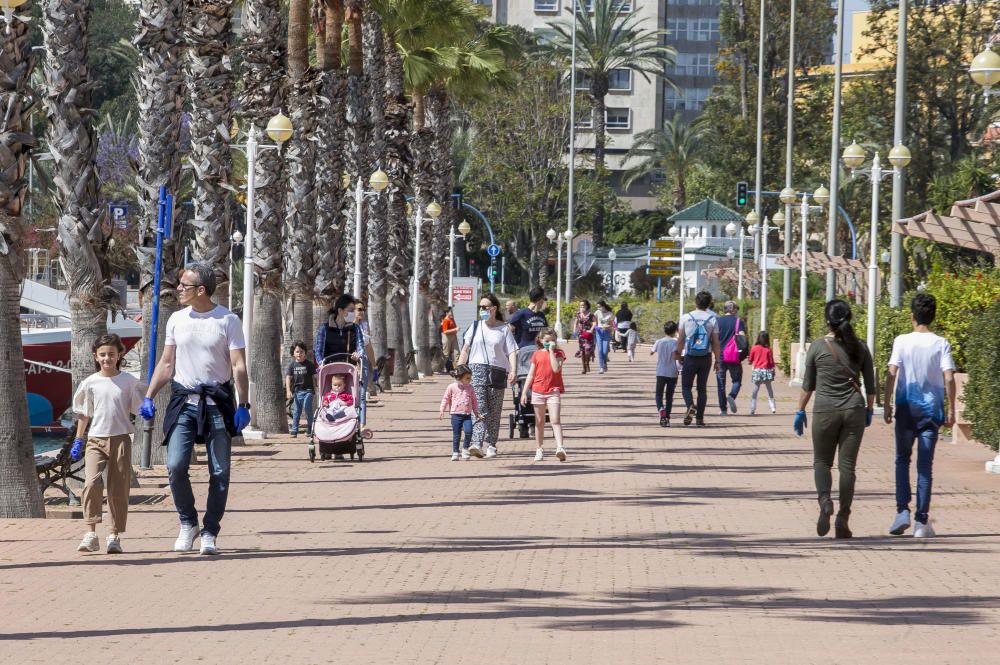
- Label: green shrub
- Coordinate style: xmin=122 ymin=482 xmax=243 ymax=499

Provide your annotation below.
xmin=963 ymin=300 xmax=1000 ymax=451
xmin=919 ymin=270 xmax=1000 ymax=371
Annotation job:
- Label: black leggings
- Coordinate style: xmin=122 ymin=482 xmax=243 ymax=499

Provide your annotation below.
xmin=655 ymin=376 xmax=678 ymax=414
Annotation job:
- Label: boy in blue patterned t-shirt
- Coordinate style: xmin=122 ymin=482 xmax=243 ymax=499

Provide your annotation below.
xmin=883 ymin=294 xmax=956 ymax=538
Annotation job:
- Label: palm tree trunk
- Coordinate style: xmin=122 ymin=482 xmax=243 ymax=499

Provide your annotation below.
xmin=363 ymin=8 xmax=390 ymax=390
xmin=133 ymin=0 xmax=187 ymax=465
xmin=673 ymin=179 xmax=686 ymax=213
xmin=411 ymin=95 xmax=435 ymax=376
xmin=285 ymin=0 xmax=318 ymax=352
xmin=241 ymin=0 xmax=288 ymax=432
xmin=384 ymin=35 xmax=411 ymax=386
xmin=314 ymin=0 xmax=347 ymax=313
xmin=427 ymin=86 xmax=453 ymax=373
xmin=590 ymin=83 xmax=608 ymax=248
xmin=0 ymin=6 xmax=45 ymax=517
xmin=184 ymin=0 xmax=236 ymax=293
xmin=42 ymin=0 xmax=113 ymax=391
xmin=344 ymin=0 xmax=367 ymax=298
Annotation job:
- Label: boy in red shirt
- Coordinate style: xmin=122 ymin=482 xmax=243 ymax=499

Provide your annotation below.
xmin=520 ymin=328 xmax=567 ymax=462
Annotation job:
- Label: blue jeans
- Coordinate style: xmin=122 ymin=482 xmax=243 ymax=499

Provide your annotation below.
xmin=166 ymin=403 xmax=232 ymax=537
xmin=595 ymin=327 xmax=611 ymax=370
xmin=895 ymin=419 xmax=939 ymax=524
xmin=451 ymin=414 xmax=473 ymax=453
xmin=716 ymin=362 xmax=743 ymax=412
xmin=291 ymin=390 xmax=315 ymax=435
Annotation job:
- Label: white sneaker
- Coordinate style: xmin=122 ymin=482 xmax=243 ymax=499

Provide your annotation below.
xmin=889 ymin=509 xmax=911 ymax=535
xmin=555 ymin=447 xmax=567 ymax=461
xmin=77 ymin=531 xmax=99 ymax=553
xmin=106 ymin=534 xmax=123 ymax=554
xmin=727 ymin=396 xmax=738 ymax=414
xmin=451 ymin=452 xmax=460 ymax=461
xmin=174 ymin=524 xmax=199 ymax=552
xmin=914 ymin=520 xmax=935 ymax=538
xmin=719 ymin=410 xmax=727 ymax=416
xmin=534 ymin=448 xmax=544 ymax=462
xmin=461 ymin=449 xmax=471 ymax=460
xmin=598 ymin=368 xmax=606 ymax=374
xmin=485 ymin=445 xmax=498 ymax=459
xmin=468 ymin=444 xmax=484 ymax=458
xmin=200 ymin=532 xmax=219 ymax=555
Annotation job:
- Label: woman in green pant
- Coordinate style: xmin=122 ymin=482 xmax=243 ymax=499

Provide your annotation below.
xmin=792 ymin=300 xmax=875 ymax=539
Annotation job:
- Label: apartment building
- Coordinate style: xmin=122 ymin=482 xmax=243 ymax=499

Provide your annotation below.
xmin=664 ymin=0 xmax=721 ymax=122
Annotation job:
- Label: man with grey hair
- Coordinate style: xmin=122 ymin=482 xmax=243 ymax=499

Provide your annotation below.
xmin=716 ymin=300 xmax=747 ymax=415
xmin=140 ymin=262 xmax=250 ymax=555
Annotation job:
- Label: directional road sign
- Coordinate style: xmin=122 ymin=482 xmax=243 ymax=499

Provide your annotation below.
xmin=652 ymin=239 xmax=680 ymax=249
xmin=487 ymin=243 xmax=501 ymax=257
xmin=648 ymin=269 xmax=676 ymax=276
xmin=648 ymin=258 xmax=680 ymax=267
xmin=649 ymin=249 xmax=681 ymax=257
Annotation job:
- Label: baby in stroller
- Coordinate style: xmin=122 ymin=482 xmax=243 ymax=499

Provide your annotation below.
xmin=321 ymin=374 xmax=354 ymax=422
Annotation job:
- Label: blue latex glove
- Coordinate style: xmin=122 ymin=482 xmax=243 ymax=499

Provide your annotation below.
xmin=234 ymin=406 xmax=251 ymax=433
xmin=792 ymin=410 xmax=808 ymax=437
xmin=865 ymin=409 xmax=873 ymax=427
xmin=70 ymin=438 xmax=85 ymax=461
xmin=139 ymin=397 xmax=156 ymax=420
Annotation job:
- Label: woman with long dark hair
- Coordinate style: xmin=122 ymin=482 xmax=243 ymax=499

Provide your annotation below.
xmin=573 ymin=300 xmax=597 ymax=374
xmin=793 ymin=300 xmax=875 ymax=539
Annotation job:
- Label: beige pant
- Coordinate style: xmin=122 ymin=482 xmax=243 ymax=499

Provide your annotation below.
xmin=82 ymin=435 xmax=133 ymax=533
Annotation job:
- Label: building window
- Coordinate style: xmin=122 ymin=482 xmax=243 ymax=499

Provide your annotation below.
xmin=667 ymin=0 xmax=719 ymax=5
xmin=611 ymin=0 xmax=633 ymax=11
xmin=534 ymin=0 xmax=558 ymax=12
xmin=575 ymin=71 xmax=592 ymax=90
xmin=575 ymin=111 xmax=594 ymax=129
xmin=664 ymin=87 xmax=711 ymax=112
xmin=606 ymin=107 xmax=631 ymax=130
xmin=608 ymin=68 xmax=632 ymax=92
xmin=534 ymin=28 xmax=558 ymax=45
xmin=667 ymin=53 xmax=717 ymax=77
xmin=666 ymin=18 xmax=686 ymax=39
xmin=689 ymin=19 xmax=719 ymax=41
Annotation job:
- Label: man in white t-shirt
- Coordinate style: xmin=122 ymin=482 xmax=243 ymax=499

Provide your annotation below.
xmin=141 ymin=263 xmax=250 ymax=555
xmin=883 ymin=294 xmax=956 ymax=539
xmin=674 ymin=291 xmax=720 ymax=427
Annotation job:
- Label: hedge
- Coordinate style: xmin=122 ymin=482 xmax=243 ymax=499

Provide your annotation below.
xmin=963 ymin=299 xmax=1000 ymax=451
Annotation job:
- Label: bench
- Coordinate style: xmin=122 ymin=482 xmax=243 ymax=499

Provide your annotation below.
xmin=35 ymin=441 xmax=85 ymax=505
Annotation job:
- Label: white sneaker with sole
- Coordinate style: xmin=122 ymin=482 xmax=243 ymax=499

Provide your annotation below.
xmin=889 ymin=509 xmax=911 ymax=535
xmin=485 ymin=445 xmax=498 ymax=459
xmin=727 ymin=396 xmax=738 ymax=414
xmin=106 ymin=534 xmax=123 ymax=554
xmin=914 ymin=520 xmax=935 ymax=538
xmin=174 ymin=524 xmax=200 ymax=552
xmin=461 ymin=449 xmax=471 ymax=460
xmin=555 ymin=447 xmax=567 ymax=461
xmin=534 ymin=448 xmax=544 ymax=462
xmin=77 ymin=531 xmax=99 ymax=553
xmin=468 ymin=444 xmax=484 ymax=458
xmin=200 ymin=532 xmax=219 ymax=555
xmin=451 ymin=452 xmax=460 ymax=461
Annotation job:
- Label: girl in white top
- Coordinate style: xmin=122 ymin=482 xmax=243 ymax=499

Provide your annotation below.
xmin=72 ymin=334 xmax=145 ymax=554
xmin=594 ymin=300 xmax=615 ymax=373
xmin=458 ymin=294 xmax=518 ymax=458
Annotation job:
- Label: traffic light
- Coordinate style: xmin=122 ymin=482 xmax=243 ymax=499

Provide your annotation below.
xmin=452 ymin=186 xmax=464 ymax=211
xmin=736 ymin=181 xmax=748 ymax=207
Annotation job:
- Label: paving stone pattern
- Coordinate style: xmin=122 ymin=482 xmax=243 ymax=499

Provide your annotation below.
xmin=2 ymin=344 xmax=1000 ymax=664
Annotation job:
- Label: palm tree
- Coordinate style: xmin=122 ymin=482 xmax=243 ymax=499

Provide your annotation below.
xmin=284 ymin=0 xmax=319 ymax=351
xmin=313 ymin=0 xmax=348 ymax=319
xmin=42 ymin=0 xmax=116 ymax=391
xmin=623 ymin=113 xmax=707 ymax=213
xmin=240 ymin=0 xmax=288 ymax=433
xmin=0 ymin=6 xmax=46 ymax=518
xmin=550 ymin=0 xmax=674 ymax=245
xmin=184 ymin=0 xmax=236 ymax=297
xmin=344 ymin=0 xmax=367 ymax=297
xmin=132 ymin=0 xmax=187 ymax=465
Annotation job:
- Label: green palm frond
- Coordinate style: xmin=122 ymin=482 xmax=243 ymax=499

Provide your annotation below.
xmin=622 ymin=113 xmax=707 ymax=190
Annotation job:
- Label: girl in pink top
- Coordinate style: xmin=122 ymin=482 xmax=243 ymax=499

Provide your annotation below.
xmin=439 ymin=365 xmax=480 ymax=460
xmin=747 ymin=331 xmax=776 ymax=414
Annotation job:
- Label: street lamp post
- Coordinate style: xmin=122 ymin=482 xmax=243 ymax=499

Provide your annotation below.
xmin=726 ymin=221 xmax=741 ymax=299
xmin=230 ymin=229 xmax=243 ymax=311
xmin=842 ymin=141 xmax=911 ymax=357
xmin=783 ymin=0 xmax=797 ymax=304
xmin=547 ymin=228 xmax=572 ymax=339
xmin=668 ymin=226 xmax=684 ymax=317
xmin=791 ymin=185 xmax=830 ymax=386
xmin=448 ymin=220 xmax=472 ymax=307
xmin=235 ymin=113 xmax=292 ymax=426
xmin=607 ymin=248 xmax=617 ymax=297
xmin=411 ymin=200 xmax=441 ymax=353
xmin=743 ymin=211 xmax=758 ymax=300
xmin=350 ymin=169 xmax=390 ymax=296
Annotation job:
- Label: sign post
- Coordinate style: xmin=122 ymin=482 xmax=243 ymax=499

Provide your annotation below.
xmin=140 ymin=188 xmax=172 ymax=470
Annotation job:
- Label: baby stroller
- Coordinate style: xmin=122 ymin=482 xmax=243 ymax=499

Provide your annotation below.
xmin=309 ymin=353 xmax=372 ymax=462
xmin=508 ymin=346 xmax=548 ymax=439
xmin=612 ymin=319 xmax=630 ymax=352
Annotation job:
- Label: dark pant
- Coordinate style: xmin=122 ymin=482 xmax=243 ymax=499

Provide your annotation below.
xmin=894 ymin=419 xmax=939 ymax=524
xmin=451 ymin=414 xmax=473 ymax=453
xmin=655 ymin=376 xmax=678 ymax=415
xmin=166 ymin=403 xmax=232 ymax=537
xmin=811 ymin=408 xmax=867 ymax=514
xmin=716 ymin=362 xmax=743 ymax=412
xmin=681 ymin=355 xmax=713 ymax=420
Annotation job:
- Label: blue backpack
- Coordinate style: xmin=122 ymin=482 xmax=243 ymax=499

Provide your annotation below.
xmin=687 ymin=314 xmax=714 ymax=357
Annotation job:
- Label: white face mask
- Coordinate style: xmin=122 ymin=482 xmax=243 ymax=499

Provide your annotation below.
xmin=344 ymin=311 xmax=357 ymax=323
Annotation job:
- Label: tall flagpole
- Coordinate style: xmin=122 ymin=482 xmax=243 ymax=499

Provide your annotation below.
xmin=783 ymin=0 xmax=796 ymax=304
xmin=825 ymin=0 xmax=846 ymax=300
xmin=565 ymin=0 xmax=579 ymax=305
xmin=889 ymin=0 xmax=907 ymax=306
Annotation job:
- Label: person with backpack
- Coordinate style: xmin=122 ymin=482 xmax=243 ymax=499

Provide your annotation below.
xmin=882 ymin=294 xmax=956 ymax=538
xmin=716 ymin=301 xmax=748 ymax=415
xmin=793 ymin=299 xmax=875 ymax=539
xmin=674 ymin=291 xmax=720 ymax=427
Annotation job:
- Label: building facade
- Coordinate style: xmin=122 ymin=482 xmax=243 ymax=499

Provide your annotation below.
xmin=664 ymin=0 xmax=721 ymax=123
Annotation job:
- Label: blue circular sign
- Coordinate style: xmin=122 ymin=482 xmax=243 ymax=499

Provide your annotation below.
xmin=487 ymin=244 xmax=501 ymax=257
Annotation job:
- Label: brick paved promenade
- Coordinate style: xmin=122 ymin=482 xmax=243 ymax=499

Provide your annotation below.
xmin=3 ymin=344 xmax=1000 ymax=664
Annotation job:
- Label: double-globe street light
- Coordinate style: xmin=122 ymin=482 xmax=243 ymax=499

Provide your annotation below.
xmin=546 ymin=227 xmax=574 ymax=340
xmin=342 ymin=168 xmax=390 ymax=296
xmin=669 ymin=224 xmax=699 ymax=318
xmin=791 ymin=185 xmax=830 ymax=386
xmin=842 ymin=140 xmax=911 ymax=359
xmin=968 ymin=17 xmax=1000 ymax=101
xmin=411 ymin=200 xmax=442 ymax=354
xmin=447 ymin=219 xmax=472 ymax=307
